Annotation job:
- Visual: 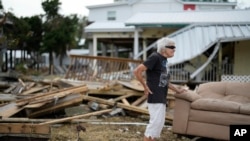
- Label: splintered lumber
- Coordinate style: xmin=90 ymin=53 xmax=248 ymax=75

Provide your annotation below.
xmin=39 ymin=109 xmax=112 ymax=125
xmin=0 ymin=123 xmax=50 ymax=135
xmin=0 ymin=102 xmax=24 ymax=118
xmin=83 ymin=95 xmax=149 ymax=114
xmin=88 ymin=89 xmax=143 ymax=96
xmin=138 ymin=100 xmax=148 ymax=109
xmin=18 ymin=78 xmax=25 ymax=87
xmin=24 ymin=101 xmax=51 ymax=109
xmin=20 ymin=85 xmax=50 ymax=95
xmin=3 ymin=84 xmax=17 ymax=93
xmin=0 ymin=118 xmax=101 ymax=123
xmin=27 ymin=93 xmax=84 ymax=118
xmin=0 ymin=81 xmax=12 ymax=89
xmin=0 ymin=94 xmax=16 ymax=103
xmin=117 ymin=80 xmax=144 ymax=91
xmin=131 ymin=95 xmax=147 ymax=106
xmin=121 ymin=98 xmax=130 ymax=105
xmin=16 ymin=84 xmax=87 ymax=106
xmin=113 ymin=93 xmax=134 ymax=102
xmin=82 ymin=95 xmax=173 ymax=121
xmin=97 ymin=80 xmax=118 ymax=91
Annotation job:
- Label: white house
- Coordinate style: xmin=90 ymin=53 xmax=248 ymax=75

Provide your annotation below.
xmin=85 ymin=0 xmax=250 ymax=82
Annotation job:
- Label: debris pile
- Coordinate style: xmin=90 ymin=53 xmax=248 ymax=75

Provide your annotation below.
xmin=0 ymin=74 xmax=188 ymax=140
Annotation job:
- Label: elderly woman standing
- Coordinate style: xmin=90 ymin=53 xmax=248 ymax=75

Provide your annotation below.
xmin=133 ymin=37 xmax=186 ymax=141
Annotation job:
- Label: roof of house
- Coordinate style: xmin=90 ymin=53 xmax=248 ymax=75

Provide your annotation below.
xmin=175 ymin=0 xmax=237 ymax=5
xmin=86 ymin=0 xmax=237 ymax=9
xmin=86 ymin=1 xmax=127 ymax=9
xmin=125 ymin=9 xmax=250 ymax=26
xmin=85 ymin=22 xmax=135 ymax=33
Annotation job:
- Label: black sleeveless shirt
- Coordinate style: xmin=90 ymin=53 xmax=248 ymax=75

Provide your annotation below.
xmin=143 ymin=52 xmax=170 ymax=104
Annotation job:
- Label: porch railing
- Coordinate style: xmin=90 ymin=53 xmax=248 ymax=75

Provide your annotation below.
xmin=65 ymin=55 xmax=143 ymax=81
xmin=65 ymin=55 xmax=234 ymax=83
xmin=170 ymin=63 xmax=234 ymax=83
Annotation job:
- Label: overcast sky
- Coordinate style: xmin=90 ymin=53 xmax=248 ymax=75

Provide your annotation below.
xmin=1 ymin=0 xmax=113 ymax=17
xmin=1 ymin=0 xmax=250 ymax=18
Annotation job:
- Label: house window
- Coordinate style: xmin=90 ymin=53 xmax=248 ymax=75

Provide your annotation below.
xmin=107 ymin=11 xmax=116 ymax=21
xmin=184 ymin=4 xmax=195 ymax=10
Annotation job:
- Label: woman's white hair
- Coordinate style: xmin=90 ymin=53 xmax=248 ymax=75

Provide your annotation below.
xmin=156 ymin=37 xmax=175 ymax=53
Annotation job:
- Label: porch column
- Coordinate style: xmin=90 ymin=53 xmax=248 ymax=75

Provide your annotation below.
xmin=89 ymin=35 xmax=97 ymax=56
xmin=133 ymin=28 xmax=139 ymax=59
xmin=110 ymin=43 xmax=114 ymax=57
xmin=114 ymin=45 xmax=118 ymax=57
xmin=217 ymin=44 xmax=223 ymax=81
xmin=101 ymin=43 xmax=106 ymax=56
xmin=195 ymin=56 xmax=202 ymax=82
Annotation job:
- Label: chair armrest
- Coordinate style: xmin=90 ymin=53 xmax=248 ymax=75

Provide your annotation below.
xmin=174 ymin=90 xmax=201 ymax=102
xmin=173 ymin=98 xmax=191 ymax=134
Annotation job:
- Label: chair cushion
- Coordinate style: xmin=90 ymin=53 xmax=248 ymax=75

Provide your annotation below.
xmin=221 ymin=95 xmax=250 ymax=104
xmin=225 ymin=82 xmax=250 ymax=97
xmin=197 ymin=82 xmax=226 ymax=96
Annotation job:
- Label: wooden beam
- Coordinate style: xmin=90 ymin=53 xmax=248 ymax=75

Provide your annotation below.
xmin=39 ymin=109 xmax=112 ymax=125
xmin=0 ymin=118 xmax=101 ymax=123
xmin=131 ymin=95 xmax=147 ymax=106
xmin=88 ymin=89 xmax=143 ymax=96
xmin=28 ymin=94 xmax=84 ymax=118
xmin=82 ymin=95 xmax=172 ymax=121
xmin=113 ymin=93 xmax=134 ymax=102
xmin=0 ymin=123 xmax=50 ymax=134
xmin=16 ymin=85 xmax=88 ymax=106
xmin=0 ymin=102 xmax=24 ymax=118
xmin=20 ymin=85 xmax=50 ymax=95
xmin=16 ymin=84 xmax=86 ymax=104
xmin=121 ymin=98 xmax=130 ymax=105
xmin=83 ymin=95 xmax=148 ymax=114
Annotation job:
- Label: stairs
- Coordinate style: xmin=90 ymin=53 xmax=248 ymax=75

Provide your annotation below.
xmin=136 ymin=23 xmax=250 ymax=65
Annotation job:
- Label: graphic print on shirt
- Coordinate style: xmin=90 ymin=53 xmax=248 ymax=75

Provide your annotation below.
xmin=158 ymin=59 xmax=170 ymax=87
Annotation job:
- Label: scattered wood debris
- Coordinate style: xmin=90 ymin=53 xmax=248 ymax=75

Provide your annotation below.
xmin=0 ymin=76 xmax=189 ymax=140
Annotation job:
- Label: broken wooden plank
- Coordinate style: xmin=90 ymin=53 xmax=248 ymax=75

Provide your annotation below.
xmin=25 ymin=82 xmax=36 ymax=90
xmin=0 ymin=94 xmax=16 ymax=102
xmin=82 ymin=95 xmax=172 ymax=121
xmin=88 ymin=89 xmax=142 ymax=96
xmin=82 ymin=95 xmax=147 ymax=113
xmin=0 ymin=117 xmax=101 ymax=123
xmin=0 ymin=102 xmax=24 ymax=118
xmin=20 ymin=85 xmax=50 ymax=95
xmin=24 ymin=102 xmax=51 ymax=109
xmin=121 ymin=98 xmax=130 ymax=105
xmin=117 ymin=80 xmax=144 ymax=91
xmin=27 ymin=93 xmax=84 ymax=118
xmin=18 ymin=78 xmax=25 ymax=87
xmin=131 ymin=95 xmax=147 ymax=106
xmin=138 ymin=100 xmax=148 ymax=109
xmin=11 ymin=84 xmax=23 ymax=94
xmin=39 ymin=108 xmax=112 ymax=125
xmin=113 ymin=93 xmax=134 ymax=102
xmin=16 ymin=84 xmax=87 ymax=106
xmin=3 ymin=84 xmax=17 ymax=93
xmin=0 ymin=123 xmax=50 ymax=135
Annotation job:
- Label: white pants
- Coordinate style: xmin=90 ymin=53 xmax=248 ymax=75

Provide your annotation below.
xmin=144 ymin=103 xmax=166 ymax=139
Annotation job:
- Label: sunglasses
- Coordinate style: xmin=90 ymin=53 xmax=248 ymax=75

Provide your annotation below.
xmin=165 ymin=46 xmax=176 ymax=49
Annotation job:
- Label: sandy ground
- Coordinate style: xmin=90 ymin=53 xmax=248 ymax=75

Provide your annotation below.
xmin=49 ymin=116 xmax=193 ymax=141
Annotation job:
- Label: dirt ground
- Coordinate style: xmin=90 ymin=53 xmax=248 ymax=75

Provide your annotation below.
xmin=49 ymin=115 xmax=193 ymax=141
